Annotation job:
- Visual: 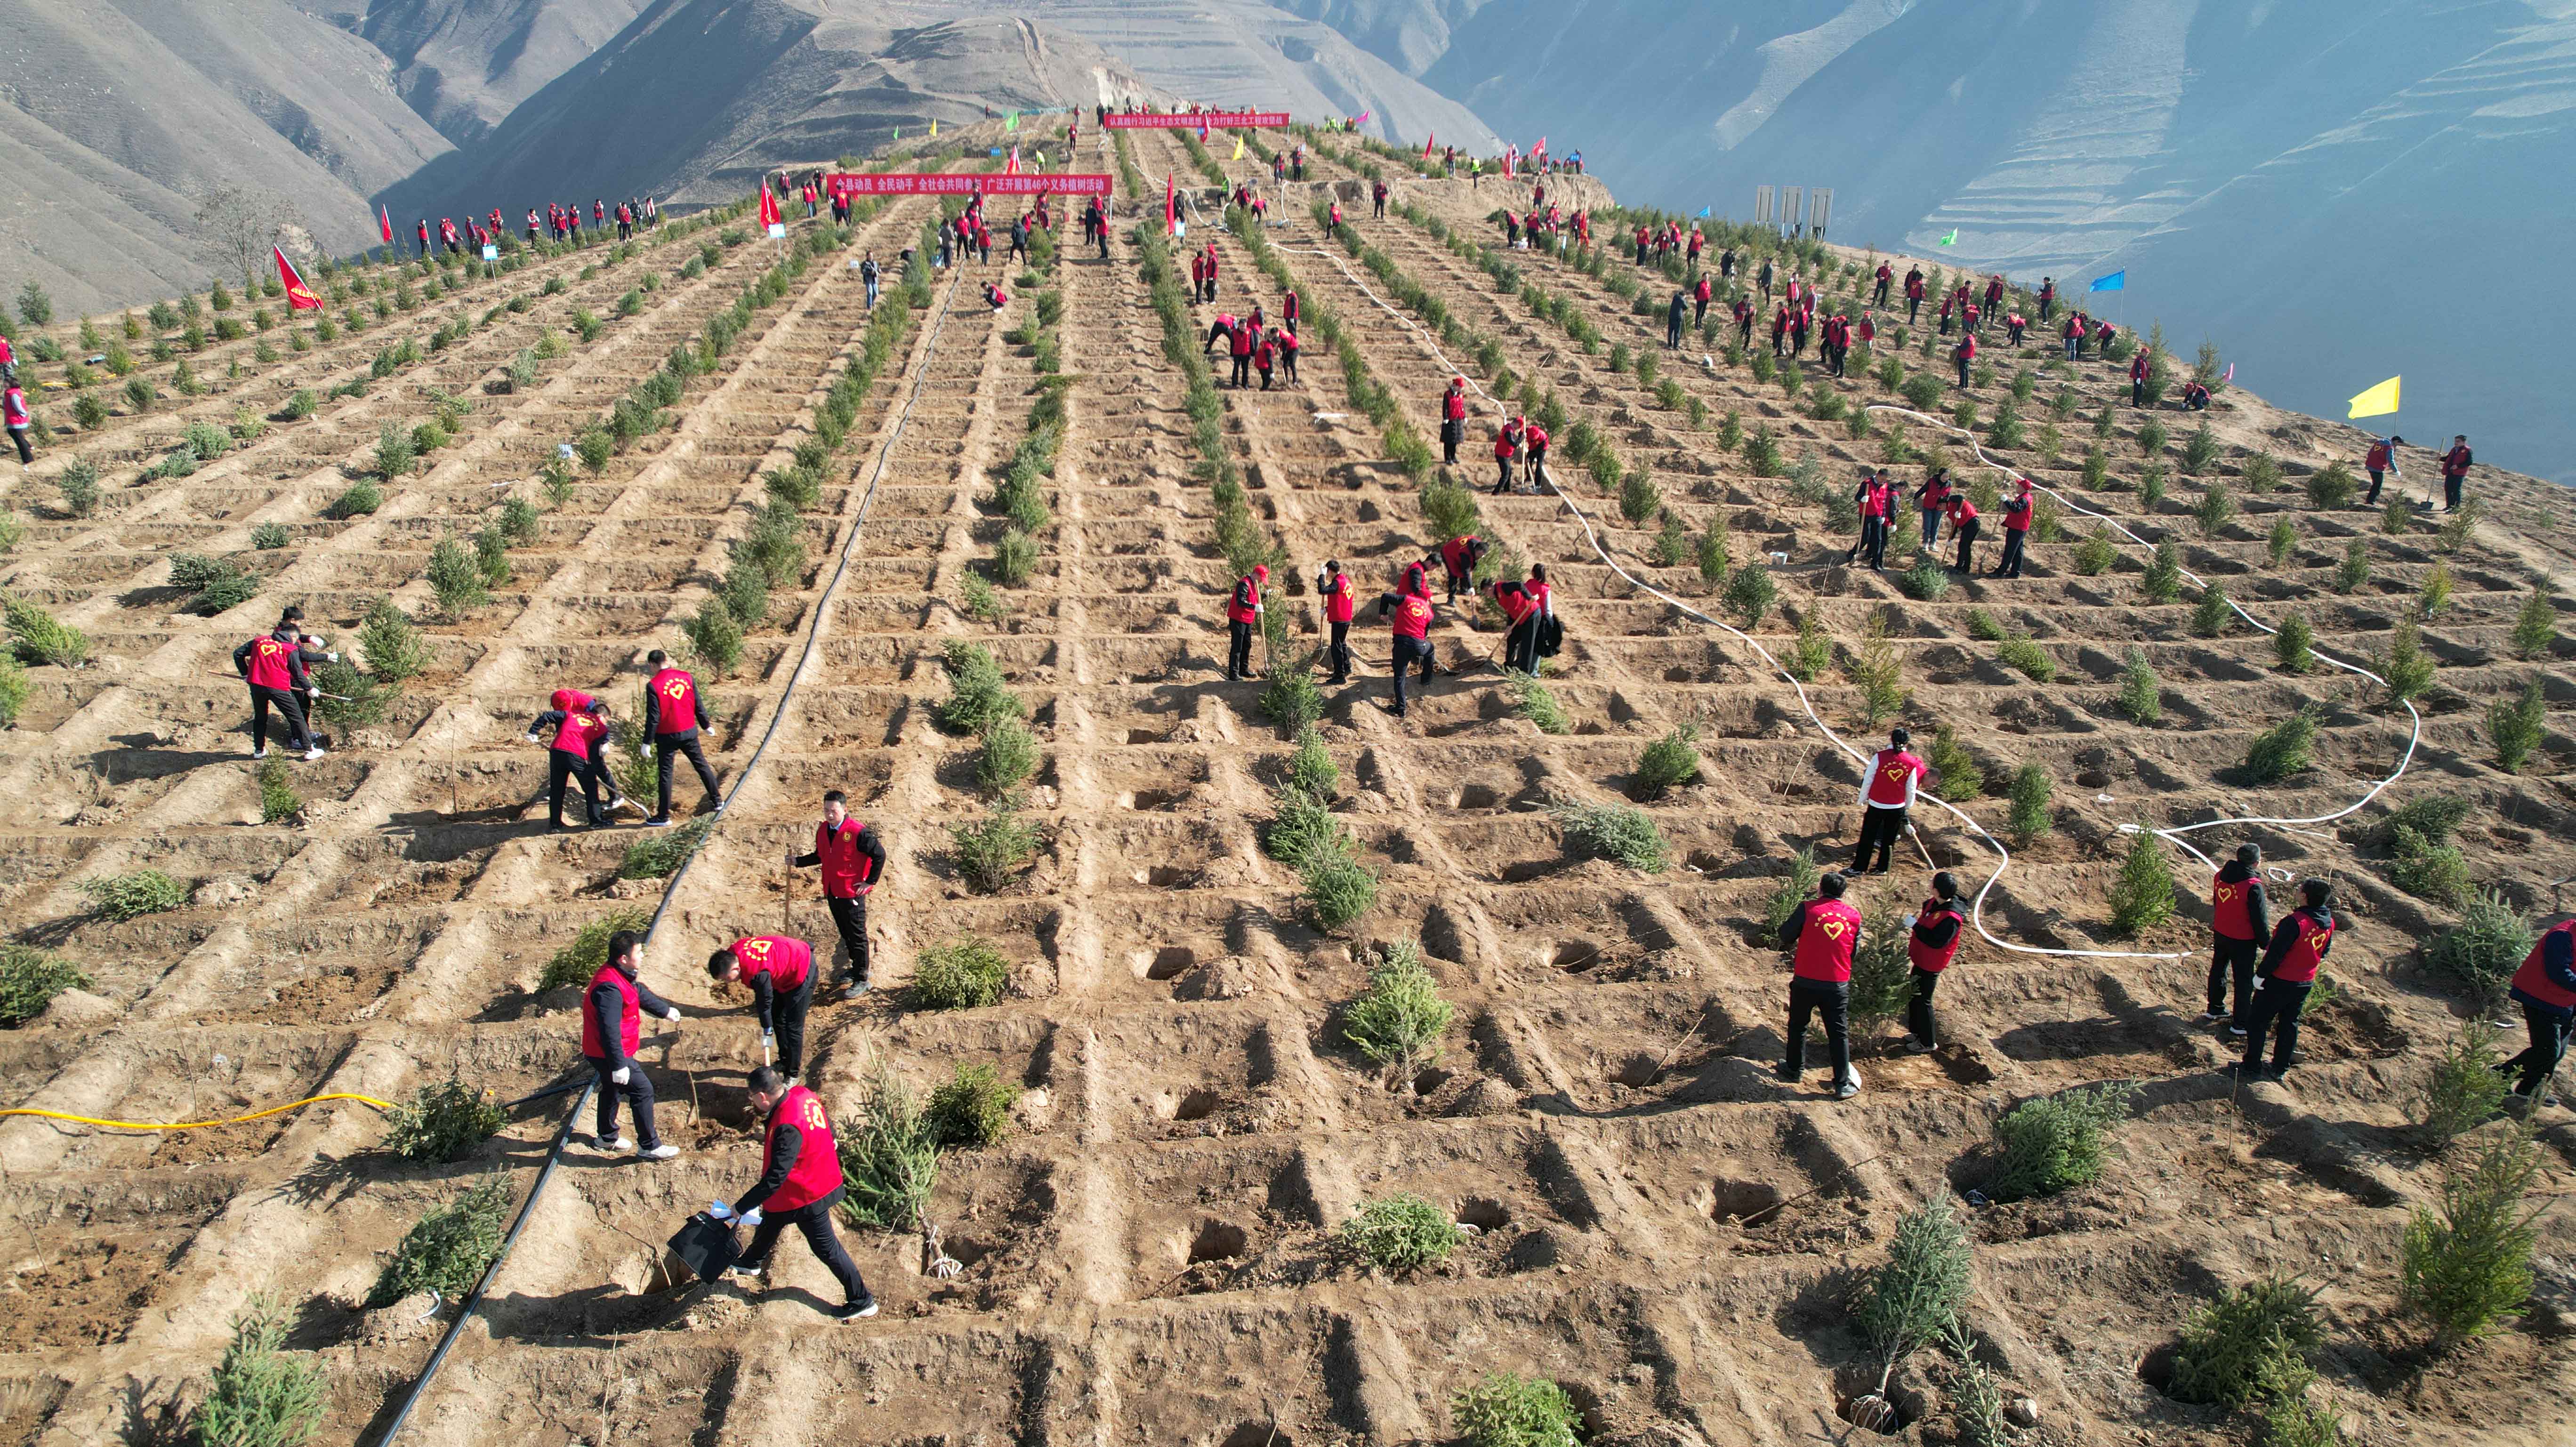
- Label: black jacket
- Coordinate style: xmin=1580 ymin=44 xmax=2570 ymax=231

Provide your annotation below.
xmin=735 ymin=1111 xmax=803 ymax=1214
xmin=2255 ymin=906 xmax=2334 ymax=980
xmin=233 ymin=629 xmax=311 ymax=691
xmin=2215 ymin=859 xmax=2270 ymax=943
xmin=588 ymin=960 xmax=676 ymax=1073
xmin=1910 ymin=907 xmax=1962 ymax=954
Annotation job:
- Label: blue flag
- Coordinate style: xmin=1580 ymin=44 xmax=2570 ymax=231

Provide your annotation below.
xmin=1695 ymin=206 xmax=1711 ymax=219
xmin=2089 ymin=269 xmax=2126 ymax=292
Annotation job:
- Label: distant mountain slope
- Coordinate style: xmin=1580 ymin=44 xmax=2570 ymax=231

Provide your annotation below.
xmin=299 ymin=0 xmax=650 ymax=146
xmin=0 ymin=0 xmax=451 ymax=316
xmin=1330 ymin=0 xmax=2575 ymax=482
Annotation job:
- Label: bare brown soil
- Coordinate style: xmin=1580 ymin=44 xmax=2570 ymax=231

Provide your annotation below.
xmin=3 ymin=129 xmax=2574 ymax=1447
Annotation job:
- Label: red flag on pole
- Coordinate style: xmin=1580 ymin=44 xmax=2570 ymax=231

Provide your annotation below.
xmin=275 ymin=246 xmax=321 ymax=311
xmin=1165 ymin=172 xmax=1176 ymax=236
xmin=758 ymin=182 xmax=781 ymax=230
xmin=1421 ymin=133 xmax=1434 ymax=160
xmin=379 ymin=205 xmax=393 ymax=244
xmin=1005 ymin=145 xmax=1021 ymax=175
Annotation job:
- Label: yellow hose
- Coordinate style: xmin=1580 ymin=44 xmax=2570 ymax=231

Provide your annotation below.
xmin=0 ymin=1092 xmax=395 ymax=1132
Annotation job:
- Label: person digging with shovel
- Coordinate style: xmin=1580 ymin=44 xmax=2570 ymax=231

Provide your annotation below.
xmin=708 ymin=935 xmax=816 ymax=1088
xmin=706 ymin=1067 xmax=877 ymax=1321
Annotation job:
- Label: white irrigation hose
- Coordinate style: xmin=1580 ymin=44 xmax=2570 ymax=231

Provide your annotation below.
xmin=1277 ymin=229 xmax=2421 ymax=963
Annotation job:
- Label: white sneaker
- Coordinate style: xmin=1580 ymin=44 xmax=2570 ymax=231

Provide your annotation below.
xmin=635 ymin=1143 xmax=680 ymax=1162
xmin=302 ymin=747 xmax=326 ymax=761
xmin=1833 ymin=1076 xmax=1861 ymax=1100
xmin=598 ymin=1135 xmax=636 ymax=1153
xmin=251 ymin=748 xmax=268 ymax=759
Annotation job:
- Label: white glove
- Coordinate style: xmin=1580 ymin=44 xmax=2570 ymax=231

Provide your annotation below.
xmin=664 ymin=1007 xmax=682 ymax=1022
xmin=611 ymin=1066 xmax=630 ymax=1085
xmin=1902 ymin=914 xmax=1918 ymax=933
xmin=785 ymin=851 xmax=801 ymax=868
xmin=2250 ymin=977 xmax=2268 ymax=992
xmin=523 ymin=733 xmax=539 ymax=744
xmin=740 ymin=1208 xmax=763 ymax=1229
xmin=708 ymin=1201 xmax=733 ymax=1220
xmin=761 ymin=1031 xmax=775 ymax=1052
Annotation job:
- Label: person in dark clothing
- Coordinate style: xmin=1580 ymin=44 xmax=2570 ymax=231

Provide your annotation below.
xmin=526 ymin=688 xmax=620 ymax=829
xmin=1318 ymin=560 xmax=1356 ymax=683
xmin=644 ymin=650 xmax=722 ymax=825
xmin=706 ymin=1068 xmax=876 ymax=1320
xmin=234 ymin=616 xmax=323 ymax=759
xmin=789 ymin=790 xmax=886 ymax=998
xmin=2441 ymin=435 xmax=2472 ymax=511
xmin=2496 ymin=915 xmax=2576 ymax=1103
xmin=1224 ymin=565 xmax=1267 ymax=681
xmin=1903 ymin=872 xmax=1965 ymax=1052
xmin=1377 ymin=581 xmax=1438 ymax=719
xmin=582 ymin=931 xmax=681 ymax=1159
xmin=1439 ymin=377 xmax=1467 ymax=466
xmin=1778 ymin=872 xmax=1862 ymax=1099
xmin=1666 ymin=290 xmax=1688 ymax=349
xmin=708 ymin=935 xmax=817 ymax=1084
xmin=2200 ymin=843 xmax=2270 ymax=1035
xmin=2233 ymin=879 xmax=2336 ymax=1081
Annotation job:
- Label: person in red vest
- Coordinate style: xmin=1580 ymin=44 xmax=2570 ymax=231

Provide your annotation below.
xmin=1250 ymin=326 xmax=1276 ymax=390
xmin=2497 ymin=912 xmax=2576 ymax=1103
xmin=1915 ymin=467 xmax=1951 ymax=552
xmin=1874 ymin=261 xmax=1893 ymax=307
xmin=526 ymin=208 xmax=541 ymax=244
xmin=787 ymin=789 xmax=886 ymax=997
xmin=1376 ymin=572 xmax=1440 ymax=719
xmin=1692 ymin=273 xmax=1713 ymax=328
xmin=2129 ymin=346 xmax=2153 ymax=408
xmin=1439 ymin=377 xmax=1467 ymax=465
xmin=2005 ymin=311 xmax=2027 ymax=345
xmin=1953 ymin=331 xmax=1977 ymax=390
xmin=982 ymin=281 xmax=1008 ymax=314
xmin=2233 ymin=878 xmax=2337 ymax=1081
xmin=1993 ymin=477 xmax=2034 ymax=578
xmin=1437 ymin=533 xmax=1486 ymax=604
xmin=1224 ymin=563 xmax=1266 ymax=681
xmin=1191 ymin=251 xmax=1206 ymax=302
xmin=2363 ymin=434 xmax=2404 ymax=505
xmin=1501 ymin=562 xmax=1552 ymax=674
xmin=1982 ymin=273 xmax=2004 ymax=323
xmin=233 ymin=611 xmax=322 ymax=760
xmin=1202 ymin=243 xmax=1220 ymax=303
xmin=1228 ymin=314 xmax=1254 ymax=388
xmin=1205 ymin=312 xmax=1236 ymax=357
xmin=1687 ymin=227 xmax=1703 ymax=266
xmin=1776 ymin=870 xmax=1863 ymax=1098
xmin=2440 ymin=434 xmax=2473 ymax=511
xmin=643 ymin=649 xmax=721 ymax=825
xmin=1492 ymin=416 xmax=1523 ymax=495
xmin=2037 ymin=276 xmax=2056 ymax=322
xmin=525 ymin=687 xmax=623 ymax=828
xmin=2062 ymin=312 xmax=2085 ymax=362
xmin=1944 ymin=487 xmax=1981 ymax=573
xmin=1770 ymin=305 xmax=1791 ymax=358
xmin=2200 ymin=843 xmax=2270 ymax=1036
xmin=581 ymin=929 xmax=681 ymax=1160
xmin=1520 ymin=418 xmax=1551 ymax=492
xmin=1317 ymin=558 xmax=1356 ymax=683
xmin=706 ymin=1067 xmax=876 ymax=1319
xmin=1734 ymin=297 xmax=1755 ymax=350
xmin=1846 ymin=470 xmax=1889 ymax=571
xmin=1852 ymin=727 xmax=1932 ymax=874
xmin=1902 ymin=871 xmax=1965 ymax=1052
xmin=1372 ymin=178 xmax=1389 ymax=218
xmin=707 ymin=935 xmax=817 ymax=1083
xmin=1904 ymin=266 xmax=1924 ymax=323
xmin=1936 ymin=292 xmax=1954 ymax=337
xmin=617 ymin=202 xmax=633 ymax=240
xmin=5 ymin=380 xmax=33 ymax=466
xmin=1276 ymin=326 xmax=1300 ymax=384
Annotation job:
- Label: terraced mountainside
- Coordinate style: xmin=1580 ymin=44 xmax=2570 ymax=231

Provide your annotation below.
xmin=0 ymin=121 xmax=2573 ymax=1447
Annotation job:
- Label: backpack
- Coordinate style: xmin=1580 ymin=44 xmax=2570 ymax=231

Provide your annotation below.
xmin=1537 ymin=613 xmax=1565 ymax=658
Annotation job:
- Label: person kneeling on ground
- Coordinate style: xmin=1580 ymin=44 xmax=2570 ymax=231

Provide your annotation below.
xmin=1778 ymin=872 xmax=1863 ymax=1100
xmin=706 ymin=1067 xmax=877 ymax=1321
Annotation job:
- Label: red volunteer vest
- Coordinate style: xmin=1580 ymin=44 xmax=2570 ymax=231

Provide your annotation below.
xmin=1226 ymin=576 xmax=1261 ymax=624
xmin=649 ymin=667 xmax=698 ymax=734
xmin=581 ymin=965 xmax=640 ymax=1059
xmin=2210 ymin=870 xmax=2256 ymax=940
xmin=2271 ymin=913 xmax=2334 ymax=984
xmin=1793 ymin=899 xmax=1863 ymax=982
xmin=814 ymin=818 xmax=874 ymax=897
xmin=244 ymin=635 xmax=294 ymax=689
xmin=1909 ymin=901 xmax=1964 ymax=973
xmin=763 ymin=1085 xmax=843 ymax=1211
xmin=1390 ymin=593 xmax=1433 ymax=640
xmin=2511 ymin=922 xmax=2576 ymax=1010
xmin=1323 ymin=575 xmax=1354 ymax=624
xmin=730 ymin=935 xmax=812 ymax=991
xmin=1865 ymin=750 xmax=1925 ymax=807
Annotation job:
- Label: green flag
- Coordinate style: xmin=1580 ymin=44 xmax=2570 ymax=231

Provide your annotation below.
xmin=1006 ymin=111 xmax=1019 ymax=131
xmin=1938 ymin=228 xmax=1958 ymax=246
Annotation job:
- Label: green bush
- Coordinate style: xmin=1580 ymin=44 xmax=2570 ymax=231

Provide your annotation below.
xmin=2192 ymin=482 xmax=2236 ymax=536
xmin=539 ymin=908 xmax=651 ymax=992
xmin=1286 ymin=725 xmax=1338 ymax=801
xmin=1989 ymin=1081 xmax=2136 ymax=1200
xmin=2420 ymin=1022 xmax=2512 ymax=1146
xmin=2273 ymin=611 xmax=2315 ymax=672
xmin=2489 ymin=677 xmax=2546 ymax=773
xmin=1848 ymin=903 xmax=1914 ymax=1029
xmin=2074 ymin=528 xmax=2116 ymax=576
xmin=1337 ymin=1193 xmax=1460 ymax=1271
xmin=189 ymin=1293 xmax=325 ymax=1447
xmin=974 ymin=715 xmax=1038 ymax=796
xmin=1264 ymin=787 xmax=1351 ymax=868
xmin=617 ymin=815 xmax=710 ymax=879
xmin=328 ymin=479 xmax=383 ymax=519
xmin=2403 ymin=1123 xmax=2546 ymax=1347
xmin=912 ymin=935 xmax=1011 ymax=1010
xmin=2169 ymin=1276 xmax=2323 ymax=1408
xmin=2335 ymin=537 xmax=2370 ymax=594
xmin=2382 ymin=794 xmax=2472 ymax=845
xmin=1632 ymin=724 xmax=1701 ymax=799
xmin=838 ymin=1071 xmax=941 ymax=1230
xmin=1342 ymin=940 xmax=1453 ymax=1075
xmin=57 ymin=457 xmax=102 ymax=517
xmin=681 ymin=598 xmax=742 ymax=675
xmin=1506 ymin=670 xmax=1570 ymax=734
xmin=924 ymin=1061 xmax=1020 ymax=1149
xmin=1858 ymin=1189 xmax=1973 ymax=1356
xmin=2141 ymin=540 xmax=2182 ymax=603
xmin=1723 ymin=566 xmax=1776 ymax=627
xmin=1787 ymin=609 xmax=1829 ymax=682
xmin=372 ymin=420 xmax=415 ymax=480
xmin=2390 ymin=825 xmax=2473 ymax=908
xmin=1420 ymin=478 xmax=1481 ymax=540
xmin=2267 ymin=517 xmax=2298 ymax=567
xmin=2510 ymin=588 xmax=2559 ymax=659
xmin=358 ymin=596 xmax=425 ymax=683
xmin=1925 ymin=724 xmax=1983 ymax=799
xmin=2429 ymin=888 xmax=2536 ymax=999
xmin=1453 ymin=1373 xmax=1580 ymax=1447
xmin=426 ymin=535 xmax=488 ymax=616
xmin=2381 ymin=619 xmax=2434 ymax=702
xmin=2007 ymin=763 xmax=2053 ymax=839
xmin=2107 ymin=831 xmax=2176 ymax=934
xmin=936 ymin=641 xmax=1023 ymax=734
xmin=249 ymin=522 xmax=290 ymax=550
xmin=381 ymin=1078 xmax=504 ymax=1163
xmin=170 ymin=551 xmax=258 ymax=615
xmin=1997 ymin=633 xmax=2055 ymax=683
xmin=7 ymin=595 xmax=90 ymax=666
xmin=2191 ymin=583 xmax=2234 ymax=638
xmin=1965 ymin=608 xmax=2004 ymax=642
xmin=81 ymin=868 xmax=187 ymax=919
xmin=1900 ymin=558 xmax=1950 ymax=601
xmin=1549 ymin=798 xmax=1668 ymax=872
xmin=257 ymin=757 xmax=302 ymax=823
xmin=2307 ymin=463 xmax=2358 ymax=508
xmin=369 ymin=1174 xmax=511 ymax=1306
xmin=1618 ymin=467 xmax=1660 ymax=525
xmin=1302 ymin=853 xmax=1380 ymax=930
xmin=949 ymin=804 xmax=1039 ymax=894
xmin=717 ymin=555 xmax=770 ymax=628
xmin=2237 ymin=707 xmax=2318 ymax=785
xmin=0 ymin=944 xmax=88 ymax=1026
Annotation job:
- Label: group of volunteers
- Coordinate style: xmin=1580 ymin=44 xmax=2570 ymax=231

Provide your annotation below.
xmin=1843 ymin=466 xmax=2033 ymax=577
xmin=1192 ymin=240 xmax=1304 ymax=390
xmin=408 ymin=198 xmax=659 ymax=263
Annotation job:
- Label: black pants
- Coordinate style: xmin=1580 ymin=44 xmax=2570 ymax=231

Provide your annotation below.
xmin=1097 ymin=231 xmax=1109 ymax=260
xmin=741 ymin=1197 xmax=869 ymax=1305
xmin=1226 ymin=619 xmax=1255 ymax=680
xmin=1784 ymin=979 xmax=1852 ymax=1083
xmin=8 ymin=426 xmax=30 ymax=464
xmin=589 ymin=1055 xmax=660 ymax=1148
xmin=1526 ymin=451 xmax=1547 ymax=489
xmin=2499 ymin=1001 xmax=2573 ymax=1098
xmin=1853 ymin=804 xmax=1908 ymax=873
xmin=1327 ymin=620 xmax=1352 ymax=682
xmin=1875 ymin=281 xmax=1890 ymax=306
xmin=2208 ymin=935 xmax=2258 ymax=1023
xmin=549 ymin=750 xmax=607 ymax=826
xmin=1504 ymin=619 xmax=1539 ymax=675
xmin=2039 ymin=298 xmax=2053 ymax=322
xmin=826 ymin=893 xmax=871 ymax=983
xmin=2444 ymin=475 xmax=2463 ymax=509
xmin=1854 ymin=516 xmax=1885 ymax=571
xmin=1995 ymin=528 xmax=2026 ymax=578
xmin=1957 ymin=357 xmax=1972 ymax=388
xmin=1953 ymin=518 xmax=1980 ymax=572
xmin=2239 ymin=978 xmax=2313 ymax=1074
xmin=1232 ymin=354 xmax=1250 ymax=387
xmin=1258 ymin=365 xmax=1273 ymax=390
xmin=1373 ymin=198 xmax=1385 ymax=218
xmin=769 ymin=969 xmax=817 ymax=1078
xmin=1441 ymin=419 xmax=1460 ymax=465
xmin=1390 ymin=634 xmax=1435 ymax=715
xmin=1908 ymin=968 xmax=1941 ymax=1046
xmin=1443 ymin=566 xmax=1469 ymax=604
xmin=1908 ymin=298 xmax=1921 ymax=323
xmin=249 ymin=684 xmax=312 ymax=752
xmin=1667 ymin=317 xmax=1682 ymax=348
xmin=2366 ymin=468 xmax=2385 ymax=503
xmin=1281 ymin=352 xmax=1297 ymax=382
xmin=1694 ymin=298 xmax=1708 ymax=325
xmin=654 ymin=732 xmax=721 ymax=816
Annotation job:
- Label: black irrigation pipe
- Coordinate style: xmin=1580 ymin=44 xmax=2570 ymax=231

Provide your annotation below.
xmin=373 ymin=233 xmax=967 ymax=1447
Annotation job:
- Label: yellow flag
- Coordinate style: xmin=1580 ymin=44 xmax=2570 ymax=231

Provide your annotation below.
xmin=1232 ymin=136 xmax=1245 ymax=161
xmin=929 ymin=119 xmax=938 ymax=137
xmin=2347 ymin=375 xmax=2400 ymax=419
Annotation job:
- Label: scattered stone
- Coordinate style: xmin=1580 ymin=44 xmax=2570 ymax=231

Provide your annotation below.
xmin=358 ymin=1293 xmax=442 ymax=1346
xmin=2006 ymin=1398 xmax=2040 ymax=1428
xmin=1174 ymin=955 xmax=1264 ymax=1001
xmin=192 ymin=874 xmax=255 ymax=909
xmin=1027 ymin=784 xmax=1059 ymax=809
